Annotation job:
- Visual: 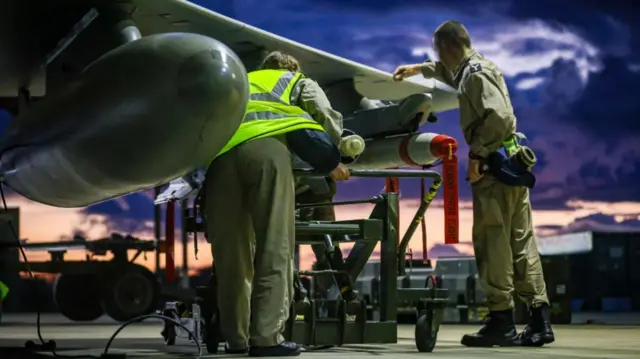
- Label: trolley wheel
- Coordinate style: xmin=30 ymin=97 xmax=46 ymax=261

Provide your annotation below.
xmin=53 ymin=274 xmax=104 ymax=322
xmin=101 ymin=264 xmax=160 ymax=322
xmin=415 ymin=310 xmax=439 ymax=353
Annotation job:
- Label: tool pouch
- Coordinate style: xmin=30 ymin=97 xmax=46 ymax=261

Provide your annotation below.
xmin=513 ymin=146 xmax=537 ymax=171
xmin=485 ymin=149 xmax=537 ymax=189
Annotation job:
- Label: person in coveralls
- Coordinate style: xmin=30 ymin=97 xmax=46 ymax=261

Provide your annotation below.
xmin=202 ymin=51 xmax=350 ymax=356
xmin=393 ymin=20 xmax=555 ymax=348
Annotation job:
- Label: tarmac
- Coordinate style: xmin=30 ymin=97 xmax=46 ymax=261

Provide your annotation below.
xmin=1 ymin=313 xmax=640 ymax=358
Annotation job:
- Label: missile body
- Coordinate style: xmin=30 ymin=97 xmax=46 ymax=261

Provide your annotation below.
xmin=0 ymin=33 xmax=249 ymax=207
xmin=347 ymin=133 xmax=458 ymax=169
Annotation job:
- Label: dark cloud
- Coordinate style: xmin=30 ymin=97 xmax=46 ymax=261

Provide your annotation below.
xmin=84 ymin=192 xmax=153 ymax=221
xmin=304 ymin=0 xmax=640 ymax=62
xmin=59 ymin=228 xmax=91 ymax=241
xmin=568 ymin=57 xmax=640 ymax=138
xmin=291 ymin=0 xmax=479 ymax=13
xmin=193 ymin=0 xmax=237 ymax=18
xmin=81 ymin=192 xmax=160 ymax=234
xmin=94 ymin=189 xmax=188 ymax=238
xmin=509 ymin=38 xmax=576 ymax=56
xmin=547 ymin=213 xmax=640 ymax=235
xmin=342 ymin=35 xmax=428 ymax=65
xmin=522 ymin=57 xmax=640 ymax=202
xmin=540 ymin=59 xmax=584 ymax=110
xmin=536 ymin=214 xmax=640 ymax=237
xmin=530 ymin=193 xmax=572 ymax=210
xmin=565 ymin=156 xmax=640 ymax=202
xmin=533 ymin=150 xmax=549 ymax=172
xmin=504 ymin=1 xmax=640 ymax=62
xmin=278 ymin=0 xmax=639 ymax=205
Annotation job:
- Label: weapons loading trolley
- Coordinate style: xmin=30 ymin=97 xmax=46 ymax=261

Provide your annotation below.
xmin=158 ymin=168 xmax=456 ymax=353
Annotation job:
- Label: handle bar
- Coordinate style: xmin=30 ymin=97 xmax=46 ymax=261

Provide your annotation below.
xmin=294 ymin=168 xmax=442 ymax=180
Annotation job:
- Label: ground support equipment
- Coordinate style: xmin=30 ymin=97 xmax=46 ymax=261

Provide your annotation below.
xmin=180 ymin=169 xmax=449 ymax=353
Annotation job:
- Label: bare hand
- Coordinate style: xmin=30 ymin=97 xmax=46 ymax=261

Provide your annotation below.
xmin=329 ymin=163 xmax=351 ymax=181
xmin=467 ymin=158 xmax=484 ymax=183
xmin=392 ymin=64 xmax=421 ymax=81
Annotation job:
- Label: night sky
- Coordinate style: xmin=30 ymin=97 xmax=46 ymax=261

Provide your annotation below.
xmin=1 ymin=0 xmax=639 ymax=267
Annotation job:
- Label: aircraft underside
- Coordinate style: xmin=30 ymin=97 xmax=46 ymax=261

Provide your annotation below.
xmin=0 ymin=3 xmax=465 ymax=350
xmin=0 ymin=0 xmax=459 ymax=209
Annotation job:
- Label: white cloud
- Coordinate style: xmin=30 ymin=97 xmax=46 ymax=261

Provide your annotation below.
xmin=412 ymin=20 xmax=601 ymax=83
xmin=516 ymin=77 xmax=546 ymax=90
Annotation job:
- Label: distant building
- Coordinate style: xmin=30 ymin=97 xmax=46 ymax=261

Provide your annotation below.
xmin=537 ymin=231 xmax=640 ymax=312
xmin=536 ymin=231 xmax=594 ymax=256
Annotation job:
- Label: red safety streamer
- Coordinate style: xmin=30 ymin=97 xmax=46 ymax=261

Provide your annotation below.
xmin=441 ymin=144 xmax=459 ymax=244
xmin=165 ymin=200 xmax=176 ymax=283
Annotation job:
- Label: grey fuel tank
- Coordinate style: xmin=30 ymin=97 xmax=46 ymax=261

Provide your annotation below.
xmin=0 ymin=33 xmax=249 ymax=207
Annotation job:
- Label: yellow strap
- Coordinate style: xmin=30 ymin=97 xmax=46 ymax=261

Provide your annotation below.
xmin=502 ymin=133 xmax=525 ymax=156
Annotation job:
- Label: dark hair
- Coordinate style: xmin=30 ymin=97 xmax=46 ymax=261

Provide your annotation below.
xmin=258 ymin=51 xmax=301 ymax=72
xmin=433 ymin=20 xmax=472 ymax=50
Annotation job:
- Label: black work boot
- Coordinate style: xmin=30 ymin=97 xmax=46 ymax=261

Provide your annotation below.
xmin=461 ymin=309 xmax=520 ymax=347
xmin=517 ymin=304 xmax=555 ymax=346
xmin=249 ymin=341 xmax=301 ymax=357
xmin=225 ymin=344 xmax=248 ymax=354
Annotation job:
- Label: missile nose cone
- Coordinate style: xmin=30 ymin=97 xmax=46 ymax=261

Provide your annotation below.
xmin=430 ymin=135 xmax=458 ymax=159
xmin=340 ymin=134 xmax=366 ymax=157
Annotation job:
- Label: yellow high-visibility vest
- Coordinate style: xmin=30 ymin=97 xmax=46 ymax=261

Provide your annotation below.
xmin=213 ymin=69 xmax=325 ymax=161
xmin=0 ymin=280 xmax=8 ymax=302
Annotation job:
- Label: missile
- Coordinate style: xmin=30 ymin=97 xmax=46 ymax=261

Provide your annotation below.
xmin=0 ymin=33 xmax=249 ymax=208
xmin=348 ymin=132 xmax=461 ymax=245
xmin=347 ymin=133 xmax=458 ymax=169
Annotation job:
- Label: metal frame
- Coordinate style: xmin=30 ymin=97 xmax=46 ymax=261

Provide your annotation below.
xmin=13 ymin=234 xmax=158 ymax=274
xmin=180 ymin=168 xmax=450 ymax=353
xmin=285 ymin=189 xmax=399 ymax=346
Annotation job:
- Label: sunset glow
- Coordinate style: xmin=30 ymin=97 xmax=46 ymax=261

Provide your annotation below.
xmin=6 ymin=193 xmax=640 ymax=274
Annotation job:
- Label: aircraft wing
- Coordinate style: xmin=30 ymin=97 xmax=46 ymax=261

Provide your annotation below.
xmin=132 ymin=0 xmax=459 ymax=113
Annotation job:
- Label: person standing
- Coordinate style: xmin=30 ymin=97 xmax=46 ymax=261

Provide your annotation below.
xmin=393 ymin=20 xmax=554 ymax=348
xmin=203 ymin=51 xmax=350 ymax=357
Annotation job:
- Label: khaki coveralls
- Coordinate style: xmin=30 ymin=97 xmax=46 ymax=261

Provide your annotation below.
xmin=421 ymin=50 xmax=549 ymax=311
xmin=203 ymin=75 xmax=343 ymax=349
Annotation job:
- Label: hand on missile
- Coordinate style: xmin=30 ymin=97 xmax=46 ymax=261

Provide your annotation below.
xmin=154 ymin=168 xmax=206 ymax=204
xmin=467 ymin=158 xmax=484 ymax=183
xmin=392 ymin=64 xmax=422 ymax=81
xmin=329 ymin=163 xmax=351 ymax=181
xmin=154 ymin=177 xmax=199 ymax=204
